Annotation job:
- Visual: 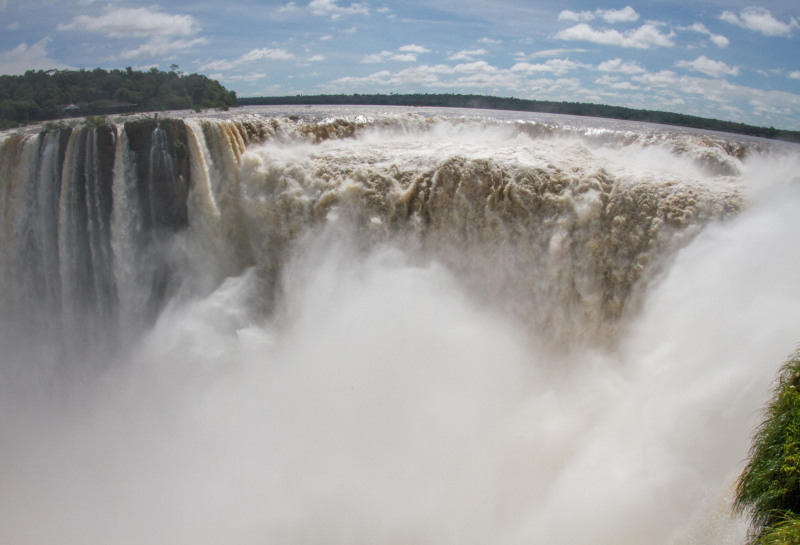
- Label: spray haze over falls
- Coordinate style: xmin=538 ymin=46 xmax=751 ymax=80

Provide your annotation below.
xmin=1 ymin=106 xmax=800 ymax=544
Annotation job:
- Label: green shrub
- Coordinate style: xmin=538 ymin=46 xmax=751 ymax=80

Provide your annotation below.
xmin=754 ymin=512 xmax=800 ymax=545
xmin=84 ymin=115 xmax=108 ymax=127
xmin=737 ymin=350 xmax=800 ymax=543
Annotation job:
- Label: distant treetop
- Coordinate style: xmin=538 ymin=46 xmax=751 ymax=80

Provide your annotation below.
xmin=0 ymin=67 xmax=237 ymax=129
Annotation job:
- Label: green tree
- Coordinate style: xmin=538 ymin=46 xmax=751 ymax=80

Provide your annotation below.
xmin=0 ymin=67 xmax=239 ymax=126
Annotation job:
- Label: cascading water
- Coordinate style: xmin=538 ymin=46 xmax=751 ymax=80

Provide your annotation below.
xmin=58 ymin=124 xmax=117 ymax=357
xmin=1 ymin=106 xmax=800 ymax=545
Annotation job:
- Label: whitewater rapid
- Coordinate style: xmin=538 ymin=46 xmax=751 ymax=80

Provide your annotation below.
xmin=1 ymin=106 xmax=800 ymax=545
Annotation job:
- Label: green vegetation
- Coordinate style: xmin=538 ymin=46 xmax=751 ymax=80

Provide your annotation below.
xmin=238 ymin=93 xmax=800 ymax=143
xmin=736 ymin=350 xmax=800 ymax=543
xmin=0 ymin=66 xmax=237 ymax=129
xmin=752 ymin=513 xmax=800 ymax=545
xmin=84 ymin=115 xmax=108 ymax=128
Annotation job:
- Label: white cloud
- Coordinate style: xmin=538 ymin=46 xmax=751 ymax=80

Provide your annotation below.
xmin=756 ymin=68 xmax=783 ymax=78
xmin=511 ymin=58 xmax=584 ymax=76
xmin=360 ymin=44 xmax=429 ymax=63
xmin=362 ymin=50 xmax=392 ymax=63
xmin=515 ymin=48 xmax=587 ymax=61
xmin=669 ymin=76 xmax=800 ymax=127
xmin=309 ymin=0 xmax=370 ymax=20
xmin=221 ymin=73 xmax=268 ymax=82
xmin=478 ymin=37 xmax=503 ymax=45
xmin=57 ymin=6 xmax=205 ymax=61
xmin=120 ymin=37 xmax=207 ymax=60
xmin=451 ymin=61 xmax=498 ymax=74
xmin=331 ymin=69 xmax=392 ymax=86
xmin=676 ymin=55 xmax=739 ymax=78
xmin=321 ymin=56 xmax=800 ymax=129
xmin=362 ymin=50 xmax=418 ymax=63
xmin=201 ymin=48 xmax=295 ymax=71
xmin=720 ymin=7 xmax=799 ymax=37
xmin=239 ymin=48 xmax=295 ymax=62
xmin=597 ymin=6 xmax=639 ymax=24
xmin=391 ymin=53 xmax=417 ymax=62
xmin=789 ymin=71 xmax=800 ymax=80
xmin=594 ymin=74 xmax=640 ymax=90
xmin=596 ymin=58 xmax=646 ymax=74
xmin=555 ymin=23 xmax=675 ymax=49
xmin=342 ymin=59 xmax=566 ymax=92
xmin=307 ymin=54 xmax=325 ymax=62
xmin=748 ymin=97 xmax=784 ymax=115
xmin=398 ymin=44 xmax=430 ymax=54
xmin=448 ymin=48 xmax=487 ymax=61
xmin=327 ymin=60 xmax=587 ymax=98
xmin=0 ymin=37 xmax=73 ymax=75
xmin=320 ymin=34 xmax=333 ymax=41
xmin=6 ymin=21 xmax=19 ymax=30
xmin=417 ymin=63 xmax=509 ymax=89
xmin=446 ymin=71 xmax=519 ymax=90
xmin=558 ymin=9 xmax=596 ymax=22
xmin=200 ymin=59 xmax=235 ymax=71
xmin=685 ymin=22 xmax=729 ymax=48
xmin=278 ymin=2 xmax=299 ymax=12
xmin=58 ymin=7 xmax=198 ymax=37
xmin=632 ymin=70 xmax=678 ymax=88
xmin=558 ymin=6 xmax=639 ymax=24
xmin=709 ymin=35 xmax=730 ymax=48
xmin=345 ymin=62 xmax=498 ymax=90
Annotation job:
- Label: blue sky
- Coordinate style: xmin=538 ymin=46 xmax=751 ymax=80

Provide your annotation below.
xmin=1 ymin=1 xmax=799 ymax=129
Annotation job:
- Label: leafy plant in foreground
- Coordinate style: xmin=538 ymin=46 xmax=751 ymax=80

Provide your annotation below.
xmin=753 ymin=512 xmax=800 ymax=545
xmin=736 ymin=350 xmax=800 ymax=543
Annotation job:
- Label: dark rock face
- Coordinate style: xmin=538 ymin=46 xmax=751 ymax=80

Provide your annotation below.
xmin=123 ymin=119 xmax=190 ymax=234
xmin=60 ymin=125 xmax=118 ymax=322
xmin=121 ymin=119 xmax=192 ymax=323
xmin=0 ymin=119 xmax=195 ymax=363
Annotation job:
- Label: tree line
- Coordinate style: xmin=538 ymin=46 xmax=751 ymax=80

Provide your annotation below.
xmin=238 ymin=93 xmax=800 ymax=144
xmin=4 ymin=74 xmax=798 ymax=144
xmin=0 ymin=67 xmax=237 ymax=129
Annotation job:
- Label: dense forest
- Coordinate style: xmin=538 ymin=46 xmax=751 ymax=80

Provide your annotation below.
xmin=0 ymin=67 xmax=237 ymax=129
xmin=239 ymin=93 xmax=800 ymax=143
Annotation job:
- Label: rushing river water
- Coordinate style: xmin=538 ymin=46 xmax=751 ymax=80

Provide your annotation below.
xmin=2 ymin=106 xmax=800 ymax=545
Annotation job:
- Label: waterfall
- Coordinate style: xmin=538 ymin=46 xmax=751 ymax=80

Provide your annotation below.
xmin=0 ymin=113 xmax=747 ymax=353
xmin=57 ymin=124 xmax=117 ymax=357
xmin=1 ymin=107 xmax=799 ymax=545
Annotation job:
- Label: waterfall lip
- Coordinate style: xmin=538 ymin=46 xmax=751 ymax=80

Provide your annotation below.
xmin=6 ymin=104 xmax=792 ymax=148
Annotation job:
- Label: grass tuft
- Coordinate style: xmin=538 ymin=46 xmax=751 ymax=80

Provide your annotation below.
xmin=754 ymin=512 xmax=800 ymax=545
xmin=736 ymin=349 xmax=800 ymax=543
